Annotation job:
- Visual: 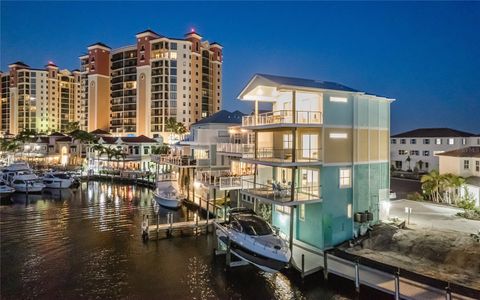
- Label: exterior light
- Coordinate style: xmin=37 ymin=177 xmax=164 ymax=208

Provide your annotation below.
xmin=194 ymin=180 xmax=202 ymax=189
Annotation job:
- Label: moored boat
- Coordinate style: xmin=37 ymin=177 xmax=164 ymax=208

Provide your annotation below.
xmin=0 ymin=179 xmax=15 ymax=197
xmin=153 ymin=184 xmax=183 ymax=209
xmin=215 ymin=208 xmax=291 ymax=273
xmin=11 ymin=174 xmax=46 ymax=193
xmin=42 ymin=172 xmax=74 ymax=189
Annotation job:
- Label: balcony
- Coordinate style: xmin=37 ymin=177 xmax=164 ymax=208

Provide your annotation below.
xmin=157 ymin=154 xmax=210 ymax=168
xmin=196 ymin=170 xmax=254 ymax=190
xmin=242 ymin=148 xmax=322 ymax=166
xmin=216 ymin=143 xmax=254 ymax=156
xmin=242 ymin=110 xmax=323 ymax=128
xmin=241 ymin=179 xmax=322 ymax=206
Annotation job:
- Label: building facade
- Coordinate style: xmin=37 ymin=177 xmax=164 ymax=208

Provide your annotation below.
xmin=80 ymin=29 xmax=222 ymax=139
xmin=390 ymin=128 xmax=478 ymax=172
xmin=0 ymin=61 xmax=81 ymax=135
xmin=438 ymin=146 xmax=480 ymax=207
xmin=234 ymin=74 xmax=393 ymax=251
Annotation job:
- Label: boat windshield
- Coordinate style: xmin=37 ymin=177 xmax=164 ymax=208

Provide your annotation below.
xmin=236 ymin=215 xmax=273 ymax=236
xmin=53 ymin=173 xmax=70 ymax=179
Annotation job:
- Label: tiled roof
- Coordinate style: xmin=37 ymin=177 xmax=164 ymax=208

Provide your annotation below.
xmin=88 ymin=42 xmax=111 ymax=49
xmin=136 ymin=29 xmax=162 ymax=37
xmin=90 ymin=129 xmax=111 ymax=135
xmin=99 ymin=135 xmax=158 ymax=144
xmin=193 ymin=110 xmax=245 ymax=125
xmin=10 ymin=61 xmax=29 ymax=67
xmin=49 ymin=132 xmax=65 ymax=137
xmin=437 ymin=146 xmax=480 ymax=158
xmin=392 ymin=128 xmax=474 ymax=138
xmin=56 ymin=136 xmax=72 ymax=142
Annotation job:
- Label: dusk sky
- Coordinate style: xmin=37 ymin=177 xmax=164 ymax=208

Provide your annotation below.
xmin=1 ymin=1 xmax=479 ymax=134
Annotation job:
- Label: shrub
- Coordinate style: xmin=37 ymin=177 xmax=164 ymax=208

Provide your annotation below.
xmin=407 ymin=192 xmax=424 ymax=201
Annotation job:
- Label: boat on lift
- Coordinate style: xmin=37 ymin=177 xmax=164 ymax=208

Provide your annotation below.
xmin=153 ymin=184 xmax=183 ymax=209
xmin=42 ymin=172 xmax=74 ymax=189
xmin=215 ymin=208 xmax=291 ymax=273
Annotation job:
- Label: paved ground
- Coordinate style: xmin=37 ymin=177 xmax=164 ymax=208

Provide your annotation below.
xmin=389 ymin=199 xmax=480 ymax=234
xmin=390 ymin=177 xmax=422 ymax=200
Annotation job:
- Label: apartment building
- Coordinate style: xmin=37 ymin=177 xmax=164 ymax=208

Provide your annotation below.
xmin=0 ymin=61 xmax=81 ymax=135
xmin=390 ymin=128 xmax=478 ymax=172
xmin=233 ymin=73 xmax=393 ymax=251
xmin=80 ymin=29 xmax=222 ymax=139
xmin=438 ymin=146 xmax=480 ymax=207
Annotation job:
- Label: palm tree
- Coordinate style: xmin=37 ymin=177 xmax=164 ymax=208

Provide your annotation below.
xmin=112 ymin=148 xmax=127 ymax=170
xmin=421 ymin=170 xmax=443 ymax=203
xmin=175 ymin=122 xmax=187 ymax=138
xmin=65 ymin=121 xmax=80 ymax=134
xmin=0 ymin=139 xmax=20 ymax=164
xmin=443 ymin=173 xmax=465 ymax=204
xmin=90 ymin=143 xmax=105 ymax=174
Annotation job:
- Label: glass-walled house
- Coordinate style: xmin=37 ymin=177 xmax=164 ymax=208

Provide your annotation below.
xmin=237 ymin=74 xmax=393 ymax=251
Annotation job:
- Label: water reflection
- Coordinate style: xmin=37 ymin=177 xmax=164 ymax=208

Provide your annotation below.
xmin=1 ymin=181 xmax=359 ymax=299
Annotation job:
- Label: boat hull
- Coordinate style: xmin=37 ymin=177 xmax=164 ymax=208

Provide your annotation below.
xmin=218 ymin=235 xmax=289 ymax=273
xmin=43 ymin=180 xmax=73 ymax=189
xmin=12 ymin=185 xmax=44 ymax=193
xmin=153 ymin=192 xmax=182 ymax=209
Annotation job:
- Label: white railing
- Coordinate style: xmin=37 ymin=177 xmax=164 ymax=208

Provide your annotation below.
xmin=242 ymin=110 xmax=323 ymax=127
xmin=197 ymin=171 xmax=253 ymax=190
xmin=217 ymin=143 xmax=254 ymax=154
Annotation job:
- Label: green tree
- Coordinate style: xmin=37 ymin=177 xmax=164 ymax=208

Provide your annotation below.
xmin=443 ymin=173 xmax=465 ymax=204
xmin=421 ymin=170 xmax=443 ymax=203
xmin=65 ymin=121 xmax=80 ymax=134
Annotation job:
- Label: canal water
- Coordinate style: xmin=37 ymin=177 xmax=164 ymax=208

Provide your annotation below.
xmin=0 ymin=182 xmax=384 ymax=299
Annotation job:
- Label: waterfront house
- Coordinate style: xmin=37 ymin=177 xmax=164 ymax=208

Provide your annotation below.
xmin=438 ymin=146 xmax=480 ymax=207
xmin=390 ymin=128 xmax=477 ymax=173
xmin=235 ymin=73 xmax=394 ymax=251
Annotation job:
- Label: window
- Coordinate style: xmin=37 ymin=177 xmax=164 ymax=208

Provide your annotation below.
xmin=423 ymin=139 xmax=430 ymax=144
xmin=398 ymin=150 xmax=407 ymax=155
xmin=400 ymin=139 xmax=406 ymax=144
xmin=339 ymin=168 xmax=351 ymax=188
xmin=464 ymin=160 xmax=470 ymax=170
xmin=275 ymin=205 xmax=291 ymax=214
xmin=425 ymin=162 xmax=429 ymax=169
xmin=330 ymin=96 xmax=347 ymax=103
xmin=462 ymin=138 xmax=467 ymax=145
xmin=410 ymin=150 xmax=419 ymax=156
xmin=476 ymin=161 xmax=479 ymax=172
xmin=283 ymin=134 xmax=293 ymax=149
xmin=423 ymin=150 xmax=430 ymax=156
xmin=391 ymin=139 xmax=397 ymax=144
xmin=299 ymin=204 xmax=305 ymax=221
xmin=410 ymin=139 xmax=416 ymax=144
xmin=448 ymin=138 xmax=454 ymax=145
xmin=329 ymin=133 xmax=347 ymax=139
xmin=435 ymin=139 xmax=442 ymax=145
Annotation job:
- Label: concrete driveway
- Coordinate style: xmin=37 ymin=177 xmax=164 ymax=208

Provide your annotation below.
xmin=389 ymin=199 xmax=480 ymax=234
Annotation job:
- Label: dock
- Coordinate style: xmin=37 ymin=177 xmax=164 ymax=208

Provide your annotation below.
xmin=142 ymin=216 xmax=224 ymax=240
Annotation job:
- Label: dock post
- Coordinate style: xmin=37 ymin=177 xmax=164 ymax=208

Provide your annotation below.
xmin=301 ymin=254 xmax=305 ymax=279
xmin=226 ymin=236 xmax=231 ymax=268
xmin=354 ymin=260 xmax=360 ymax=293
xmin=169 ymin=212 xmax=173 ymax=236
xmin=394 ymin=269 xmax=400 ymax=300
xmin=445 ymin=283 xmax=451 ymax=300
xmin=156 ymin=211 xmax=160 ymax=238
xmin=323 ymin=251 xmax=328 ymax=280
xmin=206 ymin=196 xmax=210 ymax=233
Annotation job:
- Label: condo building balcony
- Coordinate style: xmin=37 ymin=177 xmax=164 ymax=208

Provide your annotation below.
xmin=242 ymin=110 xmax=322 ymax=128
xmin=158 ymin=154 xmax=210 ymax=168
xmin=240 ymin=166 xmax=322 ymax=205
xmin=216 ymin=143 xmax=254 ymax=156
xmin=196 ymin=170 xmax=254 ymax=190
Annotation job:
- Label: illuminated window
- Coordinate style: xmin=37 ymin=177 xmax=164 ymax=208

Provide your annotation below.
xmin=330 ymin=96 xmax=348 ymax=103
xmin=448 ymin=138 xmax=454 ymax=145
xmin=339 ymin=168 xmax=351 ymax=188
xmin=276 ymin=205 xmax=291 ymax=214
xmin=435 ymin=138 xmax=442 ymax=145
xmin=464 ymin=160 xmax=469 ymax=170
xmin=329 ymin=133 xmax=347 ymax=139
xmin=283 ymin=134 xmax=293 ymax=149
xmin=170 ymin=52 xmax=177 ymax=59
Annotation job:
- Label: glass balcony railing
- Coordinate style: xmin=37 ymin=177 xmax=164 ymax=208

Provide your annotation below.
xmin=156 ymin=155 xmax=210 ymax=167
xmin=243 ymin=147 xmax=322 ymax=163
xmin=241 ymin=179 xmax=321 ymax=203
xmin=196 ymin=170 xmax=254 ymax=190
xmin=242 ymin=110 xmax=323 ymax=127
xmin=216 ymin=143 xmax=254 ymax=154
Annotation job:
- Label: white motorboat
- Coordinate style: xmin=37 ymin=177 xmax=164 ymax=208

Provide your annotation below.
xmin=42 ymin=172 xmax=74 ymax=189
xmin=153 ymin=184 xmax=183 ymax=209
xmin=10 ymin=174 xmax=45 ymax=193
xmin=215 ymin=208 xmax=291 ymax=273
xmin=1 ymin=162 xmax=33 ymax=183
xmin=0 ymin=179 xmax=15 ymax=197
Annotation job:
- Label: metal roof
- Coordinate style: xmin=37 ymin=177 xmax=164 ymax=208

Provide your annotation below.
xmin=392 ymin=128 xmax=475 ymax=138
xmin=192 ymin=110 xmax=245 ymax=126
